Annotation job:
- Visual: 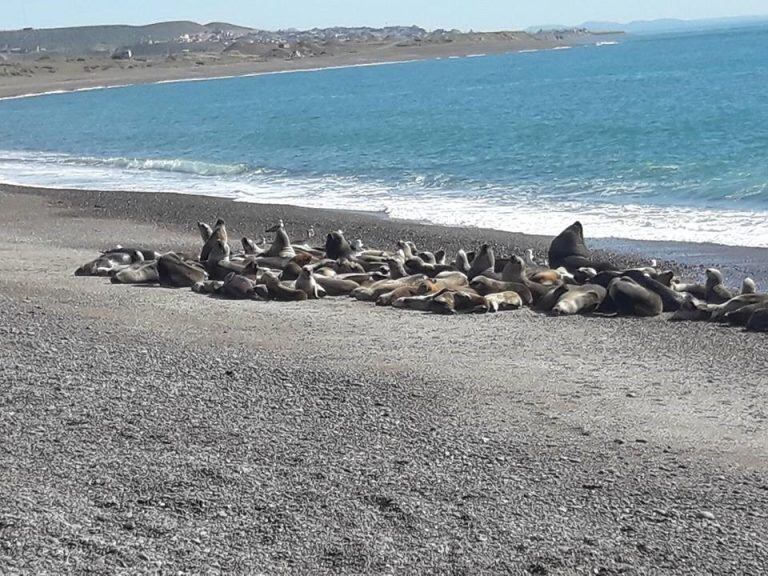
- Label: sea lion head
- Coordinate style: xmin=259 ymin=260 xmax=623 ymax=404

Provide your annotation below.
xmin=265 ymin=219 xmax=284 ymax=233
xmin=242 ymin=237 xmax=257 ymax=254
xmin=705 ymin=268 xmax=724 ymax=288
xmin=501 ymin=255 xmax=526 ymax=282
xmin=742 ymin=278 xmax=757 ymax=295
xmin=197 ymin=221 xmax=213 ymax=242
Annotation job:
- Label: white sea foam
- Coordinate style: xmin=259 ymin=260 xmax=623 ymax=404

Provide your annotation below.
xmin=1 ymin=150 xmax=767 ymax=248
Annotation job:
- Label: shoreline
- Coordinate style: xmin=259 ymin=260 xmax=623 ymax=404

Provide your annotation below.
xmin=2 ymin=181 xmax=768 ymax=573
xmin=0 ymin=36 xmax=612 ymax=101
xmin=3 ymin=181 xmax=768 ymax=285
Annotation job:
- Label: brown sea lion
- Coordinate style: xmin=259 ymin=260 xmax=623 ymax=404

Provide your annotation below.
xmin=469 ymin=276 xmax=533 ymax=305
xmin=158 ymin=253 xmax=207 ymax=288
xmin=467 ymin=244 xmax=495 ymax=281
xmin=262 ymin=271 xmax=308 ymax=301
xmin=551 ymin=284 xmax=606 ymax=316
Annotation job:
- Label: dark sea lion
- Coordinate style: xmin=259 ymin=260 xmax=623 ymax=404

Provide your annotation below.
xmin=669 ymin=294 xmax=711 ymax=322
xmin=418 ymin=251 xmax=437 ymax=265
xmin=158 ymin=253 xmax=207 ymax=287
xmin=535 ymin=283 xmax=569 ymax=313
xmin=746 ymin=308 xmax=768 ymax=332
xmin=705 ymin=268 xmax=734 ymax=304
xmin=551 ymin=284 xmax=607 ymax=316
xmin=200 ymin=219 xmax=227 ymax=262
xmin=725 ymin=301 xmax=768 ymax=327
xmin=221 ymin=272 xmax=256 ymax=300
xmin=280 ymin=253 xmax=315 ymax=281
xmin=608 ymin=277 xmax=663 ymax=317
xmin=547 ymin=221 xmax=615 ymax=272
xmin=453 ymin=291 xmax=490 ymax=314
xmin=467 ymin=244 xmax=495 ymax=281
xmin=485 ymin=291 xmax=523 ymax=312
xmin=326 ymin=230 xmax=354 ymax=260
xmin=621 ymin=270 xmax=685 ymax=312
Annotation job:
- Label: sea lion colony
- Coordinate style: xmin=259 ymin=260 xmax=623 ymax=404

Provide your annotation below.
xmin=74 ymin=219 xmax=768 ymax=331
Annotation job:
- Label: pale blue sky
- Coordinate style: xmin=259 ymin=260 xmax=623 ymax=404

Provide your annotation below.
xmin=4 ymin=1 xmax=768 ymax=31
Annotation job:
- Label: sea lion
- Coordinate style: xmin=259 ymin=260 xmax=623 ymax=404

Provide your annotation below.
xmin=262 ymin=270 xmax=308 ymax=301
xmin=192 ymin=280 xmax=224 ymax=294
xmin=158 ymin=253 xmax=207 ymax=288
xmin=280 ymin=253 xmax=315 ymax=281
xmin=710 ymin=294 xmax=768 ymax=321
xmin=453 ymin=291 xmax=490 ymax=314
xmin=75 ymin=248 xmax=148 ymax=277
xmin=501 ymin=256 xmax=552 ymax=304
xmin=669 ymin=294 xmax=712 ymax=322
xmin=264 ymin=220 xmax=296 ymax=259
xmin=547 ymin=221 xmax=615 ymax=272
xmin=391 ymin=291 xmax=437 ymax=312
xmin=746 ymin=308 xmax=768 ymax=332
xmin=534 ymin=283 xmax=569 ymax=313
xmin=742 ymin=278 xmax=757 ymax=295
xmin=725 ymin=301 xmax=768 ymax=327
xmin=551 ymin=284 xmax=607 ymax=316
xmin=110 ymin=260 xmax=159 ymax=284
xmin=705 ymin=268 xmax=733 ymax=304
xmin=387 ymin=258 xmax=408 ymax=279
xmin=467 ymin=244 xmax=495 ymax=281
xmin=295 ymin=267 xmax=326 ymax=299
xmin=485 ymin=291 xmax=523 ymax=312
xmin=621 ymin=269 xmax=686 ymax=312
xmin=350 ymin=274 xmax=429 ymax=301
xmin=608 ymin=277 xmax=663 ymax=317
xmin=326 ymin=230 xmax=354 ymax=260
xmin=221 ymin=272 xmax=256 ymax=300
xmin=453 ymin=249 xmax=471 ymax=274
xmin=200 ymin=219 xmax=227 ymax=262
xmin=469 ymin=276 xmax=533 ymax=305
xmin=671 ymin=280 xmax=707 ymax=300
xmin=315 ymin=275 xmax=360 ymax=296
xmin=197 ymin=221 xmax=213 ymax=243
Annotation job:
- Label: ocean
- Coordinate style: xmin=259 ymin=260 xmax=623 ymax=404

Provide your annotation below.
xmin=1 ymin=26 xmax=767 ymax=247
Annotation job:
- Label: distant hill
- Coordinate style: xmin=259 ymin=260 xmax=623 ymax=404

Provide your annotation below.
xmin=0 ymin=21 xmax=253 ymax=54
xmin=531 ymin=15 xmax=768 ymax=35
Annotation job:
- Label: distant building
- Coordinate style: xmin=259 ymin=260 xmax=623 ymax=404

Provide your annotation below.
xmin=112 ymin=48 xmax=133 ymax=60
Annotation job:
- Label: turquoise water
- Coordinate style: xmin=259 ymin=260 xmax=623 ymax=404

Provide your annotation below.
xmin=1 ymin=27 xmax=767 ymax=246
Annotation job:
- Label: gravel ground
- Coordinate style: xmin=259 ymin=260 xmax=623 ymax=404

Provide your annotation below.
xmin=1 ymin=185 xmax=767 ymax=575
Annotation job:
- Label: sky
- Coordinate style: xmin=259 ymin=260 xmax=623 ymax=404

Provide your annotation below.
xmin=3 ymin=1 xmax=768 ymax=31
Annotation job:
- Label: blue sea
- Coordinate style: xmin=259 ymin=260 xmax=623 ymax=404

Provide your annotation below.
xmin=1 ymin=26 xmax=767 ymax=246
